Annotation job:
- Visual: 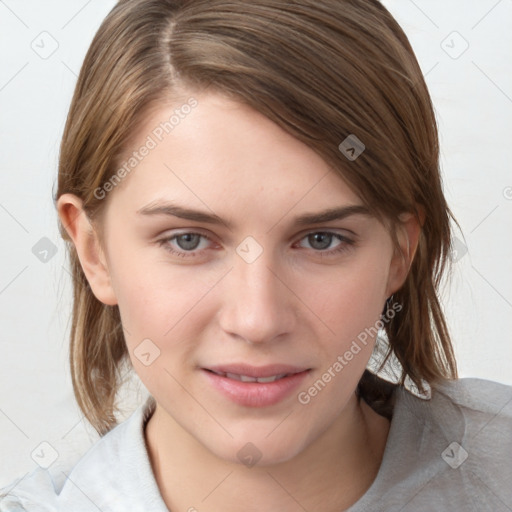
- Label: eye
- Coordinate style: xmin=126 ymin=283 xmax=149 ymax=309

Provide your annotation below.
xmin=157 ymin=232 xmax=213 ymax=257
xmin=157 ymin=230 xmax=355 ymax=259
xmin=296 ymin=231 xmax=354 ymax=255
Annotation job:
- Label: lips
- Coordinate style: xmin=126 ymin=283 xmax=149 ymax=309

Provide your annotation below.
xmin=202 ymin=363 xmax=312 ymax=407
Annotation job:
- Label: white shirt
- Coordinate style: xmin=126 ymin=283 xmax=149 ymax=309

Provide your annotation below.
xmin=1 ymin=377 xmax=511 ymax=511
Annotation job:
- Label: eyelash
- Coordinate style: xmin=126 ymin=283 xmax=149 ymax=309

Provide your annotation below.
xmin=156 ymin=231 xmax=355 ymax=259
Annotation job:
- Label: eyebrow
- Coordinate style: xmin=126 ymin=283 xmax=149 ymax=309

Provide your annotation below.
xmin=136 ymin=200 xmax=371 ymax=229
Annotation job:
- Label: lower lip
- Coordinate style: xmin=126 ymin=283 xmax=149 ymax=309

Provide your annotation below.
xmin=202 ymin=369 xmax=311 ymax=407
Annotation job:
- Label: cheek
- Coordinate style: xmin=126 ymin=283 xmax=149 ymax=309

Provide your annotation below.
xmin=295 ymin=258 xmax=390 ymax=413
xmin=110 ymin=255 xmax=220 ymax=367
xmin=107 ymin=245 xmax=181 ymax=331
xmin=113 ymin=276 xmax=192 ymax=394
xmin=310 ymin=255 xmax=390 ymax=345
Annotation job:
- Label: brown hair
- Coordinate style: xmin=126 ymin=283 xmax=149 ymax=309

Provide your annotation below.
xmin=56 ymin=0 xmax=458 ymax=435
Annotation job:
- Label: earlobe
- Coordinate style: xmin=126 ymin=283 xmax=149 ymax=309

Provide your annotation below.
xmin=57 ymin=193 xmax=118 ymax=306
xmin=386 ymin=211 xmax=423 ymax=296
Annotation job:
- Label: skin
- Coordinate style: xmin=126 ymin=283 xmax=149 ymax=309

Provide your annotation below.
xmin=58 ymin=92 xmax=420 ymax=511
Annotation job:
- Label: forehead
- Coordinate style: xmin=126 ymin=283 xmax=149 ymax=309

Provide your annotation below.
xmin=104 ymin=92 xmax=363 ymax=220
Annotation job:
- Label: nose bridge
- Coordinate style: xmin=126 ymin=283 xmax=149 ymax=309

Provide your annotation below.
xmin=220 ymin=241 xmax=294 ymax=343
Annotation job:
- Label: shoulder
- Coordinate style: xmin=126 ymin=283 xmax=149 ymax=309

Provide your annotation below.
xmin=0 ymin=467 xmax=59 ymax=511
xmin=400 ymin=375 xmax=512 ymax=459
xmin=0 ymin=396 xmax=167 ymax=511
xmin=394 ymin=375 xmax=512 ymax=431
xmin=365 ymin=376 xmax=512 ymax=511
xmin=433 ymin=375 xmax=512 ymax=411
xmin=424 ymin=376 xmax=512 ymax=446
xmin=0 ymin=467 xmax=62 ymax=512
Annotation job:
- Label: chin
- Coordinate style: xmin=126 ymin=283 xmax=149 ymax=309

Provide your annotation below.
xmin=203 ymin=427 xmax=309 ymax=468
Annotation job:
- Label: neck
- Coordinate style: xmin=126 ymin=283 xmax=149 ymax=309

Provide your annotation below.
xmin=145 ymin=393 xmax=390 ymax=512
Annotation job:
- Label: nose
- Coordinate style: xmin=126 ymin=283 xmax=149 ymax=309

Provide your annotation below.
xmin=218 ymin=247 xmax=296 ymax=345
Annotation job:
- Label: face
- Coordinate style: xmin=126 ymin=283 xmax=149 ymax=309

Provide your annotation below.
xmin=73 ymin=92 xmax=410 ymax=465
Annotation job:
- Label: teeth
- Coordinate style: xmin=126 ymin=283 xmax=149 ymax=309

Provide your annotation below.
xmin=238 ymin=374 xmax=258 ymax=383
xmin=220 ymin=372 xmax=289 ymax=383
xmin=256 ymin=374 xmax=287 ymax=383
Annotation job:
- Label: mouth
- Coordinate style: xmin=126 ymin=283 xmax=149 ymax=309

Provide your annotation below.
xmin=201 ymin=364 xmax=312 ymax=407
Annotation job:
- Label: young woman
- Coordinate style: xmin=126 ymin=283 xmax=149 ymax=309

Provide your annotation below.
xmin=2 ymin=0 xmax=511 ymax=510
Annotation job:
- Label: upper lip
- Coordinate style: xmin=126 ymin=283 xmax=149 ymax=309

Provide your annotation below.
xmin=204 ymin=363 xmax=311 ymax=378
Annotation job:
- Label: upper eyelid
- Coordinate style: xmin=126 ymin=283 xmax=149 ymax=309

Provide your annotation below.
xmin=161 ymin=227 xmax=353 ymax=239
xmin=294 ymin=227 xmax=357 ymax=239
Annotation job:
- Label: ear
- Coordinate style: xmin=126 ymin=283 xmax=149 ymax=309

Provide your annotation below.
xmin=57 ymin=193 xmax=117 ymax=306
xmin=386 ymin=209 xmax=424 ymax=297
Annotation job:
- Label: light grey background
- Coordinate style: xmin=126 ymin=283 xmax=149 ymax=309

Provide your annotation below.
xmin=1 ymin=0 xmax=511 ymax=489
